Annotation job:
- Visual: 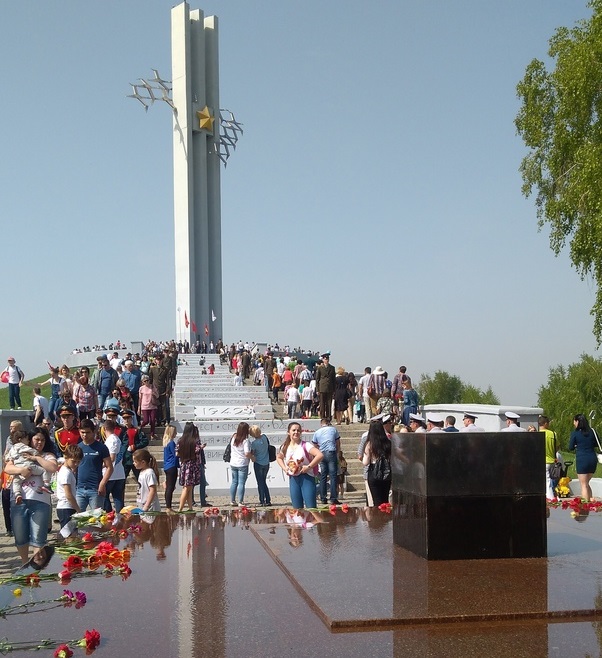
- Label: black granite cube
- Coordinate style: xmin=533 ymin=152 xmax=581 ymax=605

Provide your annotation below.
xmin=392 ymin=432 xmax=547 ymax=560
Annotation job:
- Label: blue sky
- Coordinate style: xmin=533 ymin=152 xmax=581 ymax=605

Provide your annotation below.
xmin=0 ymin=0 xmax=597 ymax=406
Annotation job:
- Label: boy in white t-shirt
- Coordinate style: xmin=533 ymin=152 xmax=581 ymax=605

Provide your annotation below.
xmin=56 ymin=444 xmax=83 ymax=529
xmin=32 ymin=386 xmax=50 ymax=425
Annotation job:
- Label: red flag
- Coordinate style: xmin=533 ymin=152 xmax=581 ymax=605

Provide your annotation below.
xmin=191 ymin=320 xmax=198 ymax=334
xmin=204 ymin=323 xmax=209 ymax=336
xmin=184 ymin=311 xmax=190 ymax=329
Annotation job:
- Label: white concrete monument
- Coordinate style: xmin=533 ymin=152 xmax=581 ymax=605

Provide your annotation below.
xmin=172 ymin=2 xmax=222 ymax=346
xmin=129 ymin=3 xmax=242 ymax=346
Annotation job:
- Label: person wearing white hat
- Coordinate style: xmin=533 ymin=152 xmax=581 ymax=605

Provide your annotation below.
xmin=409 ymin=413 xmax=427 ymax=433
xmin=367 ymin=366 xmax=386 ymax=417
xmin=426 ymin=413 xmax=445 ymax=432
xmin=501 ymin=411 xmax=527 ymax=432
xmin=460 ymin=412 xmax=485 ymax=432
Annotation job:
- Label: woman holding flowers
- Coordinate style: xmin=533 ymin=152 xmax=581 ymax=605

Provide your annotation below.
xmin=276 ymin=422 xmax=323 ymax=509
xmin=4 ymin=427 xmax=58 ymax=564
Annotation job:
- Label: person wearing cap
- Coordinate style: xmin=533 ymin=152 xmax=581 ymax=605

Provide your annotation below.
xmin=120 ymin=409 xmax=148 ymax=482
xmin=501 ymin=411 xmax=527 ymax=432
xmin=3 ymin=357 xmax=24 ymax=410
xmin=95 ymin=358 xmax=118 ymax=410
xmin=460 ymin=412 xmax=485 ymax=432
xmin=121 ymin=360 xmax=142 ymax=411
xmin=409 ymin=413 xmax=427 ymax=433
xmin=443 ymin=415 xmax=459 ymax=433
xmin=54 ymin=406 xmax=81 ymax=454
xmin=315 ymin=354 xmax=336 ymax=420
xmin=426 ymin=414 xmax=445 ymax=432
xmin=149 ymin=354 xmax=171 ymax=426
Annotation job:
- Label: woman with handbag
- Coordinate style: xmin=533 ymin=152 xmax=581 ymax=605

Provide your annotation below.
xmin=362 ymin=421 xmax=392 ymax=507
xmin=276 ymin=422 xmax=323 ymax=509
xmin=569 ymin=414 xmax=598 ymax=501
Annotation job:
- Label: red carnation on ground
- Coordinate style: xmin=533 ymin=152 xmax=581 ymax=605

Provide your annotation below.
xmin=82 ymin=629 xmax=101 ymax=652
xmin=54 ymin=644 xmax=73 ymax=658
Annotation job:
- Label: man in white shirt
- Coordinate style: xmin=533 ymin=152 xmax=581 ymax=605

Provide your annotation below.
xmin=3 ymin=357 xmax=24 ymax=410
xmin=460 ymin=412 xmax=485 ymax=432
xmin=500 ymin=411 xmax=528 ymax=432
xmin=358 ymin=367 xmax=372 ymax=422
xmin=109 ymin=352 xmax=122 ymax=370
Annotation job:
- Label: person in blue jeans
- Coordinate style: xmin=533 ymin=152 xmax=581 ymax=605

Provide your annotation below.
xmin=276 ymin=422 xmax=323 ymax=509
xmin=75 ymin=419 xmax=113 ymax=511
xmin=250 ymin=425 xmax=272 ymax=506
xmin=229 ymin=422 xmax=252 ymax=506
xmin=311 ymin=417 xmax=341 ymax=504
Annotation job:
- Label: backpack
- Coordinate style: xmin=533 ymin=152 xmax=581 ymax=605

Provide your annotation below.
xmin=369 ymin=456 xmax=391 ymax=481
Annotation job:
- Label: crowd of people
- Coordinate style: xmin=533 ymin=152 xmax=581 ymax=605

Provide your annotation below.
xmin=3 ymin=339 xmax=601 ymax=566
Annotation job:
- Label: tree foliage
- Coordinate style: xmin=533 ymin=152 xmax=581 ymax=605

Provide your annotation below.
xmin=515 ymin=0 xmax=602 ymax=343
xmin=417 ymin=370 xmax=499 ymax=406
xmin=538 ymin=353 xmax=602 ymax=449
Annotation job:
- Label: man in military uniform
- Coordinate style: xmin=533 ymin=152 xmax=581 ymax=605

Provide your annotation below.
xmin=149 ymin=353 xmax=171 ymax=426
xmin=54 ymin=405 xmax=81 ymax=455
xmin=315 ymin=353 xmax=336 ymax=420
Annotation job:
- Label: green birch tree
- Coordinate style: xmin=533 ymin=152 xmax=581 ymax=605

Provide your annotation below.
xmin=516 ymin=0 xmax=602 ymax=343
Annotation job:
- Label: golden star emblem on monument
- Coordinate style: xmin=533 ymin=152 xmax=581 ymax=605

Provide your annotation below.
xmin=197 ymin=106 xmax=214 ymax=133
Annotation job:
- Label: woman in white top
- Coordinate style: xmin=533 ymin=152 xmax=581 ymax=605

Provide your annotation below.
xmin=229 ymin=422 xmax=252 ymax=506
xmin=276 ymin=422 xmax=323 ymax=509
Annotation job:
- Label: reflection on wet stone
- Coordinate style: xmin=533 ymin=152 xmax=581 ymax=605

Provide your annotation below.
xmin=4 ymin=506 xmax=602 ymax=657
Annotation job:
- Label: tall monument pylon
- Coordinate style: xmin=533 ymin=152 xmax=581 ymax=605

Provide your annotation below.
xmin=128 ymin=3 xmax=242 ymax=346
xmin=172 ymin=2 xmax=222 ymax=346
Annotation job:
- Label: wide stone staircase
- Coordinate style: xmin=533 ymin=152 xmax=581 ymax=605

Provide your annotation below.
xmin=125 ymin=357 xmax=368 ymax=503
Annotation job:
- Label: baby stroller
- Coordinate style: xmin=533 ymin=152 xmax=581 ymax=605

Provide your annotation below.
xmin=552 ymin=459 xmax=573 ymax=498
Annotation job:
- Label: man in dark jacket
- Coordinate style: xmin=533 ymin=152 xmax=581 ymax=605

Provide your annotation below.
xmin=315 ymin=353 xmax=336 ymax=420
xmin=149 ymin=353 xmax=171 ymax=426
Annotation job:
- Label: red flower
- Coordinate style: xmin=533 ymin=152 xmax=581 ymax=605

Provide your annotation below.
xmin=82 ymin=532 xmax=94 ymax=543
xmin=341 ymin=503 xmax=350 ymax=513
xmin=118 ymin=563 xmax=132 ymax=580
xmin=25 ymin=573 xmax=40 ymax=586
xmin=58 ymin=570 xmax=72 ymax=584
xmin=54 ymin=644 xmax=73 ymax=658
xmin=119 ymin=530 xmax=129 ymax=539
xmin=329 ymin=504 xmax=337 ymax=513
xmin=211 ymin=507 xmax=220 ymax=515
xmin=95 ymin=541 xmax=115 ymax=554
xmin=83 ymin=629 xmax=101 ymax=652
xmin=378 ymin=502 xmax=392 ymax=514
xmin=63 ymin=555 xmax=83 ymax=570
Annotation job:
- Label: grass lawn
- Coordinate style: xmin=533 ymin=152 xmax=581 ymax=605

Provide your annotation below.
xmin=0 ymin=374 xmax=55 ymax=411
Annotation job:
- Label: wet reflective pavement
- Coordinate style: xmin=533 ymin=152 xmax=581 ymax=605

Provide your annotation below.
xmin=2 ymin=506 xmax=602 ymax=657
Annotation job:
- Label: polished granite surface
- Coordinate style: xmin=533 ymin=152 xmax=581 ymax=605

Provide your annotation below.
xmin=2 ymin=506 xmax=602 ymax=657
xmin=391 ymin=432 xmax=547 ymax=559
